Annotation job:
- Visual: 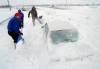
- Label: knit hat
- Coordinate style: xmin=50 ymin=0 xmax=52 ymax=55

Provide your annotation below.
xmin=18 ymin=9 xmax=21 ymax=13
xmin=15 ymin=13 xmax=20 ymax=17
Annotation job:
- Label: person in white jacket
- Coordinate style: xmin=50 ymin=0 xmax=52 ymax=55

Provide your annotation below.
xmin=39 ymin=16 xmax=49 ymax=39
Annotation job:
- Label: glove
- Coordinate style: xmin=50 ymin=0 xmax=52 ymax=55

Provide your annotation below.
xmin=21 ymin=24 xmax=24 ymax=28
xmin=41 ymin=26 xmax=44 ymax=28
xmin=20 ymin=32 xmax=23 ymax=35
xmin=19 ymin=32 xmax=23 ymax=35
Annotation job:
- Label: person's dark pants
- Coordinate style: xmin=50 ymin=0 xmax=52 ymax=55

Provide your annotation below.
xmin=8 ymin=31 xmax=20 ymax=43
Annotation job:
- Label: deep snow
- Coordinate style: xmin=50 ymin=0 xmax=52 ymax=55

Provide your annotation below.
xmin=0 ymin=6 xmax=100 ymax=69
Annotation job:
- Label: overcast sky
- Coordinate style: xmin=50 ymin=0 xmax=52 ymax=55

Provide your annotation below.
xmin=0 ymin=0 xmax=100 ymax=5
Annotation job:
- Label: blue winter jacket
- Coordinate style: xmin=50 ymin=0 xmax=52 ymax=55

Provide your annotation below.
xmin=7 ymin=16 xmax=21 ymax=33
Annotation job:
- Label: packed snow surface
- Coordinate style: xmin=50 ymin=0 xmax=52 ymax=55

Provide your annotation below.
xmin=0 ymin=6 xmax=100 ymax=69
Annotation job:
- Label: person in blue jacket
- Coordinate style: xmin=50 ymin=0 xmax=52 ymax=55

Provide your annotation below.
xmin=7 ymin=13 xmax=23 ymax=45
